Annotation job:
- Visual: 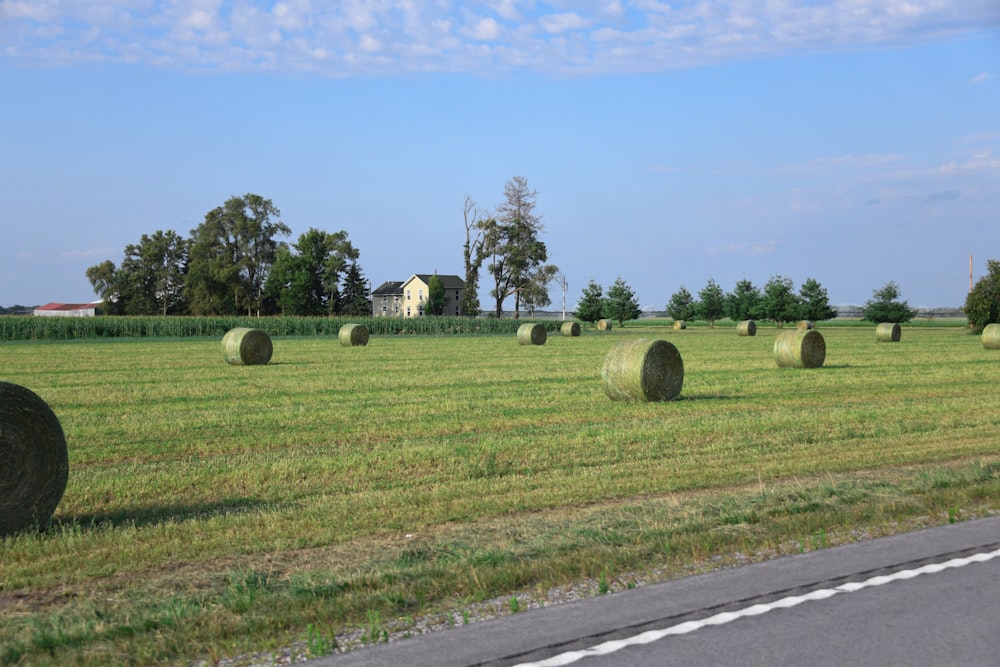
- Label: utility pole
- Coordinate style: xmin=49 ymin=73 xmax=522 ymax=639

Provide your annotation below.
xmin=557 ymin=274 xmax=569 ymax=321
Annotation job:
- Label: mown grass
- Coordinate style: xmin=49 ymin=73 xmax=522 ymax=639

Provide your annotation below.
xmin=1 ymin=324 xmax=998 ymax=665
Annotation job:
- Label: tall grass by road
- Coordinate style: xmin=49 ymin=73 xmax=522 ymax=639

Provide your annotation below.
xmin=1 ymin=325 xmax=998 ymax=664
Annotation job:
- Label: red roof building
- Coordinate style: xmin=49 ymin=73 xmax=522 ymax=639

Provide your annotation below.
xmin=33 ymin=302 xmax=101 ymax=317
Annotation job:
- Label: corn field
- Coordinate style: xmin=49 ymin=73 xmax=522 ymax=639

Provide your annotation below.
xmin=0 ymin=315 xmax=568 ymax=340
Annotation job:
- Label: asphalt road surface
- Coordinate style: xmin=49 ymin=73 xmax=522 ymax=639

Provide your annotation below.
xmin=310 ymin=515 xmax=1000 ymax=666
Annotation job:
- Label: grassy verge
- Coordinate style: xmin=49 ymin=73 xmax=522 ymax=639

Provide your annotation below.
xmin=1 ymin=325 xmax=998 ymax=664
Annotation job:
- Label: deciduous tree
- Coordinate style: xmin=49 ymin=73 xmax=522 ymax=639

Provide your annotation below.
xmin=964 ymin=259 xmax=1000 ymax=329
xmin=461 ymin=196 xmax=486 ymax=317
xmin=186 ymin=194 xmax=290 ymax=315
xmin=481 ymin=176 xmax=550 ymax=318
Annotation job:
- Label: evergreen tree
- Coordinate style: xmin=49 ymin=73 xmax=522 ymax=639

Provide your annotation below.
xmin=666 ymin=286 xmax=698 ymax=322
xmin=757 ymin=276 xmax=801 ymax=325
xmin=604 ymin=276 xmax=642 ymax=326
xmin=798 ymin=277 xmax=837 ymax=323
xmin=696 ymin=278 xmax=726 ymax=327
xmin=724 ymin=278 xmax=761 ymax=321
xmin=574 ymin=279 xmax=604 ymax=323
xmin=340 ymin=260 xmax=371 ymax=316
xmin=861 ymin=282 xmax=917 ymax=323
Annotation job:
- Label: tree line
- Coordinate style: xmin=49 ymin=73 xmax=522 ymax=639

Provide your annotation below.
xmin=574 ymin=275 xmax=924 ymax=327
xmin=86 ymin=194 xmax=370 ymax=317
xmin=86 ymin=176 xmax=560 ymax=319
xmin=661 ymin=276 xmax=920 ymax=326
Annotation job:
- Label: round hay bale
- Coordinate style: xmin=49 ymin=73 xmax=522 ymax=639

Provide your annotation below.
xmin=560 ymin=321 xmax=581 ymax=337
xmin=875 ymin=322 xmax=901 ymax=343
xmin=737 ymin=320 xmax=757 ymax=336
xmin=221 ymin=327 xmax=273 ymax=365
xmin=983 ymin=323 xmax=1000 ymax=350
xmin=339 ymin=323 xmax=369 ymax=347
xmin=0 ymin=382 xmax=69 ymax=537
xmin=774 ymin=329 xmax=826 ymax=368
xmin=673 ymin=320 xmax=687 ymax=330
xmin=597 ymin=319 xmax=612 ymax=331
xmin=601 ymin=338 xmax=684 ymax=402
xmin=796 ymin=320 xmax=814 ymax=331
xmin=517 ymin=322 xmax=547 ymax=346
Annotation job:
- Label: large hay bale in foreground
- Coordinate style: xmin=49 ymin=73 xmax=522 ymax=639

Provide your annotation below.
xmin=796 ymin=320 xmax=814 ymax=331
xmin=339 ymin=323 xmax=370 ymax=347
xmin=737 ymin=320 xmax=757 ymax=336
xmin=983 ymin=323 xmax=1000 ymax=350
xmin=221 ymin=327 xmax=273 ymax=365
xmin=517 ymin=322 xmax=547 ymax=346
xmin=597 ymin=319 xmax=612 ymax=331
xmin=560 ymin=321 xmax=581 ymax=337
xmin=673 ymin=320 xmax=687 ymax=330
xmin=601 ymin=338 xmax=684 ymax=402
xmin=876 ymin=323 xmax=901 ymax=343
xmin=774 ymin=329 xmax=826 ymax=368
xmin=0 ymin=382 xmax=69 ymax=537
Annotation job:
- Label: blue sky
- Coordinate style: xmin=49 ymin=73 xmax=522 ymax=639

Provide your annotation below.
xmin=2 ymin=1 xmax=998 ymax=311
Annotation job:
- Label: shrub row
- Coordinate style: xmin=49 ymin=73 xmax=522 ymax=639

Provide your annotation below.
xmin=0 ymin=316 xmax=568 ymax=341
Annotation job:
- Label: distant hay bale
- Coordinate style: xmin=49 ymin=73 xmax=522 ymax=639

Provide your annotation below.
xmin=597 ymin=319 xmax=612 ymax=331
xmin=673 ymin=320 xmax=687 ymax=330
xmin=221 ymin=327 xmax=273 ymax=365
xmin=601 ymin=338 xmax=684 ymax=402
xmin=876 ymin=323 xmax=901 ymax=343
xmin=774 ymin=329 xmax=826 ymax=368
xmin=796 ymin=320 xmax=814 ymax=331
xmin=737 ymin=320 xmax=757 ymax=336
xmin=983 ymin=323 xmax=1000 ymax=350
xmin=339 ymin=323 xmax=369 ymax=347
xmin=0 ymin=382 xmax=69 ymax=537
xmin=560 ymin=321 xmax=581 ymax=337
xmin=517 ymin=322 xmax=547 ymax=346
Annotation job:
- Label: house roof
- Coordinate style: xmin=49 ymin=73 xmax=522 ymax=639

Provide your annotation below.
xmin=34 ymin=302 xmax=97 ymax=311
xmin=405 ymin=274 xmax=465 ymax=289
xmin=371 ymin=281 xmax=404 ymax=296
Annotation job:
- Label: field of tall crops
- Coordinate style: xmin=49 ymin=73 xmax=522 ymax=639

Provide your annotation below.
xmin=0 ymin=315 xmax=565 ymax=340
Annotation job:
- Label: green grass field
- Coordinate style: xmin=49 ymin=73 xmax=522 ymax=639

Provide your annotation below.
xmin=2 ymin=323 xmax=999 ymax=665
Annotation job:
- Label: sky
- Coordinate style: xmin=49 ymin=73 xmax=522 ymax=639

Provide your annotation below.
xmin=2 ymin=1 xmax=999 ymax=312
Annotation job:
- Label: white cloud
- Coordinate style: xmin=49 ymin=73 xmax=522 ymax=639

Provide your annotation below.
xmin=539 ymin=12 xmax=589 ymax=34
xmin=466 ymin=17 xmax=502 ymax=41
xmin=707 ymin=240 xmax=776 ymax=256
xmin=1 ymin=1 xmax=998 ymax=75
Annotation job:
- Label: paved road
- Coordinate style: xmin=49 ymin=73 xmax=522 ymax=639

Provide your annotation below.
xmin=309 ymin=515 xmax=1000 ymax=666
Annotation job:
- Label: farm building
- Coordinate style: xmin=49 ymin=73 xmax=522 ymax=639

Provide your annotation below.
xmin=373 ymin=274 xmax=465 ymax=318
xmin=33 ymin=302 xmax=102 ymax=317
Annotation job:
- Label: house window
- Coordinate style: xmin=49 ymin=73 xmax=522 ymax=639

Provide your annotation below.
xmin=394 ymin=304 xmax=399 ymax=314
xmin=382 ymin=296 xmax=386 ymax=303
xmin=407 ymin=289 xmax=411 ymax=300
xmin=418 ymin=289 xmax=423 ymax=301
xmin=406 ymin=306 xmax=411 ymax=317
xmin=381 ymin=306 xmax=387 ymax=314
xmin=418 ymin=306 xmax=424 ymax=316
xmin=455 ymin=290 xmax=460 ymax=299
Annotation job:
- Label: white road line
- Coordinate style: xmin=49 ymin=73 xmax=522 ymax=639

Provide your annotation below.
xmin=516 ymin=547 xmax=1000 ymax=667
